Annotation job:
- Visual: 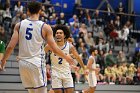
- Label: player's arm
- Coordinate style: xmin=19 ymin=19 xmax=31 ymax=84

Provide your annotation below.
xmin=1 ymin=23 xmax=19 ymax=69
xmin=44 ymin=44 xmax=51 ymax=53
xmin=70 ymin=44 xmax=85 ymax=70
xmin=42 ymin=24 xmax=74 ymax=65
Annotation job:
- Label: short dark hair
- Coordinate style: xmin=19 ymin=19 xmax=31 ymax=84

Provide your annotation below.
xmin=53 ymin=25 xmax=70 ymax=39
xmin=27 ymin=2 xmax=42 ymax=14
xmin=89 ymin=46 xmax=97 ymax=55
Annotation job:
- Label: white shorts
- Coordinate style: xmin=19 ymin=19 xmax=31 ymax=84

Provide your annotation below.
xmin=88 ymin=72 xmax=97 ymax=87
xmin=51 ymin=70 xmax=74 ymax=89
xmin=19 ymin=60 xmax=47 ymax=89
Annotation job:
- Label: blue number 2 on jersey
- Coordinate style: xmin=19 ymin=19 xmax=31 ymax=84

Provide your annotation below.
xmin=25 ymin=28 xmax=33 ymax=40
xmin=58 ymin=57 xmax=63 ymax=64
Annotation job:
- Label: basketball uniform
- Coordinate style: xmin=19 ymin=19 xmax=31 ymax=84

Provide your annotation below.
xmin=87 ymin=56 xmax=97 ymax=87
xmin=50 ymin=42 xmax=74 ymax=89
xmin=18 ymin=19 xmax=47 ymax=89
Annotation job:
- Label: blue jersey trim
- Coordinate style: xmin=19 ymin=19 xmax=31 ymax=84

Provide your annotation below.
xmin=25 ymin=85 xmax=46 ymax=89
xmin=41 ymin=22 xmax=45 ymax=40
xmin=64 ymin=87 xmax=74 ymax=89
xmin=41 ymin=45 xmax=46 ymax=86
xmin=61 ymin=42 xmax=67 ymax=50
xmin=52 ymin=88 xmax=63 ymax=90
xmin=26 ymin=18 xmax=40 ymax=21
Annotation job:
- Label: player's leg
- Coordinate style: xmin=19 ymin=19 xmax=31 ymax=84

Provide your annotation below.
xmin=64 ymin=88 xmax=74 ymax=93
xmin=51 ymin=73 xmax=63 ymax=93
xmin=53 ymin=89 xmax=63 ymax=93
xmin=89 ymin=87 xmax=96 ymax=93
xmin=28 ymin=89 xmax=35 ymax=93
xmin=19 ymin=60 xmax=47 ymax=92
xmin=63 ymin=73 xmax=74 ymax=93
xmin=49 ymin=88 xmax=55 ymax=93
xmin=36 ymin=87 xmax=47 ymax=93
xmin=83 ymin=72 xmax=97 ymax=93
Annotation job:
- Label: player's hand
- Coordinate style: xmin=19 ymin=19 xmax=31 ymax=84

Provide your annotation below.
xmin=84 ymin=69 xmax=89 ymax=75
xmin=65 ymin=55 xmax=75 ymax=65
xmin=70 ymin=65 xmax=79 ymax=71
xmin=0 ymin=64 xmax=2 ymax=71
xmin=0 ymin=60 xmax=6 ymax=71
xmin=16 ymin=56 xmax=20 ymax=62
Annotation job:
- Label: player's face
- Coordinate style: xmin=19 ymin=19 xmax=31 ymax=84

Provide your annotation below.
xmin=94 ymin=50 xmax=98 ymax=56
xmin=55 ymin=30 xmax=65 ymax=42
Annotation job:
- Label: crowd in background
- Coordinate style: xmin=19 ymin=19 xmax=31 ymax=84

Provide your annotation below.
xmin=0 ymin=0 xmax=140 ymax=85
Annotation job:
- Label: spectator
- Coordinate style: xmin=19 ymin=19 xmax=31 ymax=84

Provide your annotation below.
xmin=117 ymin=63 xmax=127 ymax=84
xmin=3 ymin=2 xmax=12 ymax=33
xmin=91 ymin=10 xmax=102 ymax=31
xmin=48 ymin=6 xmax=55 ymax=16
xmin=11 ymin=12 xmax=21 ymax=35
xmin=97 ymin=50 xmax=106 ymax=74
xmin=126 ymin=63 xmax=137 ymax=84
xmin=47 ymin=16 xmax=56 ymax=27
xmin=69 ymin=14 xmax=79 ymax=27
xmin=71 ymin=23 xmax=79 ymax=42
xmin=0 ymin=25 xmax=7 ymax=43
xmin=57 ymin=12 xmax=66 ymax=25
xmin=105 ymin=50 xmax=116 ymax=67
xmin=77 ymin=10 xmax=85 ymax=23
xmin=104 ymin=3 xmax=112 ymax=23
xmin=116 ymin=2 xmax=126 ymax=26
xmin=117 ymin=50 xmax=127 ymax=65
xmin=114 ymin=16 xmax=121 ymax=30
xmin=133 ymin=65 xmax=140 ymax=85
xmin=79 ymin=23 xmax=88 ymax=35
xmin=119 ymin=25 xmax=129 ymax=52
xmin=78 ymin=42 xmax=89 ymax=65
xmin=96 ymin=64 xmax=105 ymax=84
xmin=104 ymin=66 xmax=115 ymax=84
xmin=14 ymin=1 xmax=23 ymax=15
xmin=84 ymin=32 xmax=95 ymax=48
xmin=0 ymin=40 xmax=5 ymax=60
xmin=84 ymin=9 xmax=91 ymax=27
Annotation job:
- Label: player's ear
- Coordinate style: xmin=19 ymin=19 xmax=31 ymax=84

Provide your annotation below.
xmin=27 ymin=9 xmax=30 ymax=16
xmin=39 ymin=10 xmax=42 ymax=15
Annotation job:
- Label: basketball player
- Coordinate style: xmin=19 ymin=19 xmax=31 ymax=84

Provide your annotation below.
xmin=82 ymin=47 xmax=98 ymax=93
xmin=0 ymin=2 xmax=74 ymax=93
xmin=45 ymin=25 xmax=86 ymax=93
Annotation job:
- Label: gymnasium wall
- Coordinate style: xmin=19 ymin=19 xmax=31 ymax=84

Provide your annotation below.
xmin=81 ymin=0 xmax=128 ymax=12
xmin=134 ymin=0 xmax=140 ymax=29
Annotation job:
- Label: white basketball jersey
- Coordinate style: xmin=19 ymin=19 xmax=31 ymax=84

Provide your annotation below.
xmin=89 ymin=55 xmax=96 ymax=73
xmin=18 ymin=19 xmax=45 ymax=60
xmin=50 ymin=42 xmax=71 ymax=73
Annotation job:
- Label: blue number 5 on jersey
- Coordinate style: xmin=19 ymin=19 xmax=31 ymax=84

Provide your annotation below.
xmin=25 ymin=28 xmax=33 ymax=40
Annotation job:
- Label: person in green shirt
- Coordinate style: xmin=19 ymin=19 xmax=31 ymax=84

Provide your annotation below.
xmin=0 ymin=40 xmax=5 ymax=60
xmin=0 ymin=40 xmax=5 ymax=70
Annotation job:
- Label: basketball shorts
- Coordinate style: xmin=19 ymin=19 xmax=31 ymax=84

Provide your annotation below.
xmin=88 ymin=72 xmax=97 ymax=87
xmin=19 ymin=60 xmax=47 ymax=89
xmin=51 ymin=70 xmax=74 ymax=89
